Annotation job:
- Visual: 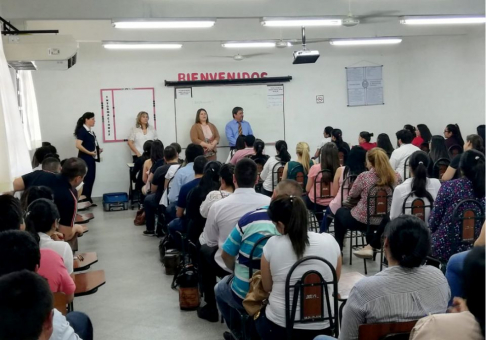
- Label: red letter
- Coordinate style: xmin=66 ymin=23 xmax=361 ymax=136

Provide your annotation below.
xmin=261 ymin=72 xmax=268 ymax=78
xmin=237 ymin=72 xmax=241 ymax=79
xmin=178 ymin=73 xmax=185 ymax=81
xmin=227 ymin=72 xmax=235 ymax=79
xmin=219 ymin=72 xmax=225 ymax=80
xmin=201 ymin=73 xmax=208 ymax=80
xmin=187 ymin=73 xmax=190 ymax=80
xmin=191 ymin=73 xmax=198 ymax=81
xmin=209 ymin=73 xmax=216 ymax=80
xmin=251 ymin=72 xmax=259 ymax=78
xmin=242 ymin=72 xmax=250 ymax=79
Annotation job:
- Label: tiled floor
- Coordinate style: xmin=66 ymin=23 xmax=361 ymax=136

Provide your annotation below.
xmin=75 ymin=203 xmax=381 ymax=340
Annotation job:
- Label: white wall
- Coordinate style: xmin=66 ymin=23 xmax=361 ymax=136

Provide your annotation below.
xmin=32 ymin=31 xmax=485 ymax=197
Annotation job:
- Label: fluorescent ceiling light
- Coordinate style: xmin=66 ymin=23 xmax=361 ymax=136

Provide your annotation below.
xmin=261 ymin=17 xmax=342 ymax=27
xmin=222 ymin=42 xmax=276 ymax=48
xmin=103 ymin=42 xmax=182 ymax=49
xmin=330 ymin=37 xmax=402 ymax=46
xmin=400 ymin=15 xmax=486 ymax=25
xmin=112 ymin=19 xmax=215 ymax=29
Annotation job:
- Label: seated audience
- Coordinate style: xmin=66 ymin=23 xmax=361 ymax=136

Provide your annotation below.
xmin=142 ymin=140 xmax=164 ymax=194
xmin=389 ymin=129 xmax=420 ymax=178
xmin=355 ymin=151 xmax=441 ymax=258
xmin=185 ymin=161 xmax=222 ymax=243
xmin=415 ymin=124 xmax=432 ymax=148
xmin=306 ymin=142 xmax=340 ymax=212
xmin=410 ymin=246 xmax=485 ymax=340
xmin=0 ymin=230 xmax=93 ymax=340
xmin=200 ymin=164 xmax=235 ymax=218
xmin=358 ymin=131 xmax=376 ymax=151
xmin=230 ymin=135 xmax=256 ymax=165
xmin=320 ymin=146 xmax=367 ymax=232
xmin=250 ymin=139 xmax=270 ymax=164
xmin=444 ymin=123 xmax=465 ymax=150
xmin=198 ymin=159 xmax=270 ymax=322
xmin=376 ymin=133 xmax=394 ymax=158
xmin=32 ymin=144 xmax=58 ymax=170
xmin=403 ymin=124 xmax=416 ymax=137
xmin=226 ymin=135 xmax=246 ymax=163
xmin=42 ymin=156 xmax=62 ymax=173
xmin=215 ymin=180 xmax=304 ymax=340
xmin=170 ymin=142 xmax=185 ymax=164
xmin=20 ymin=185 xmax=54 ymax=211
xmin=132 ymin=140 xmax=153 ymax=193
xmin=0 ymin=194 xmax=25 ymax=232
xmin=335 ymin=215 xmax=449 ymax=340
xmin=477 ymin=124 xmax=485 ymax=143
xmin=260 ymin=140 xmax=292 ymax=196
xmin=13 ymin=157 xmax=87 ymax=243
xmin=314 ymin=126 xmax=333 ymax=159
xmin=334 ymin=148 xmax=401 ymax=251
xmin=442 ymin=134 xmax=484 ymax=181
xmin=428 ymin=150 xmax=485 ymax=262
xmin=255 ymin=195 xmax=342 ymax=340
xmin=331 ymin=129 xmax=351 ymax=164
xmin=282 ymin=142 xmax=313 ymax=188
xmin=427 ymin=135 xmax=450 ymax=177
xmin=165 ymin=156 xmax=208 ymax=239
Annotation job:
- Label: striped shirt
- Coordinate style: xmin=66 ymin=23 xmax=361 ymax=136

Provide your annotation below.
xmin=222 ymin=208 xmax=280 ymax=300
xmin=339 ymin=265 xmax=450 ymax=340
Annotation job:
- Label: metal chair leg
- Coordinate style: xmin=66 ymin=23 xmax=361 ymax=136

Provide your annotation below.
xmin=349 ymin=231 xmax=353 ymax=266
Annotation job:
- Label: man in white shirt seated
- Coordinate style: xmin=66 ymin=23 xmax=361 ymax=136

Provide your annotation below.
xmin=389 ymin=129 xmax=420 ymax=179
xmin=197 ymin=158 xmax=271 ymax=322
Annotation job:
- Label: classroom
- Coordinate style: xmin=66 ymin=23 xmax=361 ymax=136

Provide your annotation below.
xmin=0 ymin=0 xmax=484 ymax=339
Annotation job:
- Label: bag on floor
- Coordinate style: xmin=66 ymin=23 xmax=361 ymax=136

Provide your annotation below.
xmin=159 ymin=236 xmax=180 ymax=275
xmin=173 ymin=263 xmax=200 ymax=311
xmin=133 ymin=208 xmax=146 ymax=226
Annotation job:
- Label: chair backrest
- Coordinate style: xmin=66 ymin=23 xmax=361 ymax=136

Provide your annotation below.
xmin=401 ymin=192 xmax=434 ymax=223
xmin=403 ymin=156 xmax=411 ymax=181
xmin=448 ymin=144 xmax=463 ymax=157
xmin=307 ymin=210 xmax=320 ymax=232
xmin=340 ymin=174 xmax=358 ymax=206
xmin=317 ymin=169 xmax=333 ymax=198
xmin=271 ymin=161 xmax=286 ymax=191
xmin=433 ymin=158 xmax=451 ymax=180
xmin=452 ymin=198 xmax=485 ymax=244
xmin=248 ymin=234 xmax=274 ymax=278
xmin=358 ymin=321 xmax=418 ymax=340
xmin=367 ymin=185 xmax=394 ymax=224
xmin=285 ymin=256 xmax=339 ymax=340
xmin=53 ymin=292 xmax=68 ymax=316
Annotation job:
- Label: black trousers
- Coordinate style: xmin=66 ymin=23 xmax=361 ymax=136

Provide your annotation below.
xmin=199 ymin=244 xmax=231 ymax=308
xmin=80 ymin=155 xmax=96 ymax=202
xmin=262 ymin=188 xmax=273 ymax=197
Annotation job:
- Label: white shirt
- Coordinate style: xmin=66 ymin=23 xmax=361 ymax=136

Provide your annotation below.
xmin=39 ymin=233 xmax=74 ymax=274
xmin=128 ymin=126 xmax=158 ymax=155
xmin=160 ymin=164 xmax=182 ymax=206
xmin=263 ymin=232 xmax=341 ymax=330
xmin=318 ymin=137 xmax=332 ymax=149
xmin=260 ymin=156 xmax=284 ymax=192
xmin=51 ymin=309 xmax=81 ymax=340
xmin=389 ymin=143 xmax=420 ymax=178
xmin=389 ymin=177 xmax=442 ymax=222
xmin=200 ymin=188 xmax=271 ymax=271
xmin=199 ymin=190 xmax=232 ymax=218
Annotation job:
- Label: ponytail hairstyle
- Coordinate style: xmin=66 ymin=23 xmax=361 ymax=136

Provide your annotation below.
xmin=142 ymin=140 xmax=154 ymax=158
xmin=446 ymin=124 xmax=465 ymax=146
xmin=319 ymin=142 xmax=340 ymax=176
xmin=331 ymin=129 xmax=345 ymax=148
xmin=359 ymin=131 xmax=374 ymax=143
xmin=409 ymin=151 xmax=434 ymax=203
xmin=198 ymin=161 xmax=222 ymax=199
xmin=296 ymin=142 xmax=311 ymax=174
xmin=267 ymin=195 xmax=309 ymax=259
xmin=275 ymin=140 xmax=291 ymax=162
xmin=429 ymin=135 xmax=450 ymax=163
xmin=466 ymin=134 xmax=485 ymax=153
xmin=73 ymin=112 xmax=95 ymax=137
xmin=384 ymin=215 xmax=431 ymax=268
xmin=254 ymin=139 xmax=265 ymax=157
xmin=416 ymin=124 xmax=432 ymax=144
xmin=367 ymin=148 xmax=397 ymax=187
xmin=219 ymin=163 xmax=235 ymax=191
xmin=403 ymin=124 xmax=416 ymax=137
xmin=460 ymin=150 xmax=485 ymax=198
xmin=324 ymin=126 xmax=333 ymax=138
xmin=150 ymin=140 xmax=165 ymax=163
xmin=24 ymin=198 xmax=60 ymax=244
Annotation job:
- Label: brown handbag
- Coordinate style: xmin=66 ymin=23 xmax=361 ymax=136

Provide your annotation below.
xmin=243 ymin=270 xmax=269 ymax=317
xmin=133 ymin=208 xmax=146 ymax=226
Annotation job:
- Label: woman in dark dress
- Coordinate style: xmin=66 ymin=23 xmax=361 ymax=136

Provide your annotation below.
xmin=74 ymin=112 xmax=102 ymax=204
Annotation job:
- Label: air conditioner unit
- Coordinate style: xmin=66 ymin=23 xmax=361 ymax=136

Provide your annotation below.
xmin=2 ymin=35 xmax=78 ymax=71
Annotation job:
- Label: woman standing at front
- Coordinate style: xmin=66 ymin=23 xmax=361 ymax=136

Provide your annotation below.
xmin=127 ymin=111 xmax=158 ymax=162
xmin=74 ymin=112 xmax=101 ymax=204
xmin=190 ymin=108 xmax=220 ymax=161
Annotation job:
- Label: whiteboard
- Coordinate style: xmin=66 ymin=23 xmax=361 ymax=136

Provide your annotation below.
xmin=100 ymin=88 xmax=156 ymax=142
xmin=174 ymin=84 xmax=285 ymax=149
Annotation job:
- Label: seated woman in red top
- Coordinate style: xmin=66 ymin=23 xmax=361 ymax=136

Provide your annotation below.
xmin=414 ymin=124 xmax=432 ymax=148
xmin=358 ymin=131 xmax=377 ymax=151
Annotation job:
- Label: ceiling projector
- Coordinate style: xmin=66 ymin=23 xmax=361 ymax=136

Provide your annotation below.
xmin=293 ymin=50 xmax=320 ymax=64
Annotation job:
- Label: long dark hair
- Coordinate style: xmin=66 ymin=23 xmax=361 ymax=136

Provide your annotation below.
xmin=377 ymin=133 xmax=394 ymax=158
xmin=254 ymin=140 xmax=265 ymax=157
xmin=24 ymin=198 xmax=60 ymax=244
xmin=464 ymin=247 xmax=485 ymax=336
xmin=319 ymin=143 xmax=340 ymax=175
xmin=403 ymin=124 xmax=416 ymax=136
xmin=409 ymin=151 xmax=434 ymax=203
xmin=73 ymin=112 xmax=94 ymax=136
xmin=198 ymin=161 xmax=222 ymax=200
xmin=467 ymin=134 xmax=485 ymax=153
xmin=416 ymin=124 xmax=432 ymax=144
xmin=344 ymin=146 xmax=367 ymax=178
xmin=276 ymin=140 xmax=291 ymax=162
xmin=460 ymin=150 xmax=485 ymax=198
xmin=477 ymin=125 xmax=485 ymax=144
xmin=219 ymin=164 xmax=235 ymax=191
xmin=446 ymin=124 xmax=465 ymax=146
xmin=268 ymin=195 xmax=309 ymax=259
xmin=359 ymin=131 xmax=374 ymax=143
xmin=142 ymin=140 xmax=153 ymax=158
xmin=429 ymin=135 xmax=450 ymax=163
xmin=331 ymin=129 xmax=346 ymax=148
xmin=150 ymin=140 xmax=164 ymax=163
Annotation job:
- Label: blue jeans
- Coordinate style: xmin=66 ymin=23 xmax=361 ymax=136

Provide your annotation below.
xmin=66 ymin=311 xmax=93 ymax=340
xmin=215 ymin=275 xmax=245 ymax=338
xmin=445 ymin=250 xmax=469 ymax=305
xmin=168 ymin=218 xmax=186 ymax=249
xmin=320 ymin=207 xmax=335 ymax=233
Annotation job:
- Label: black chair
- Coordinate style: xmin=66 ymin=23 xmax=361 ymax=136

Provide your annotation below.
xmin=403 ymin=156 xmax=411 ymax=181
xmin=432 ymin=158 xmax=451 ymax=180
xmin=448 ymin=144 xmax=463 ymax=158
xmin=340 ymin=175 xmax=364 ymax=264
xmin=307 ymin=210 xmax=320 ymax=233
xmin=271 ymin=161 xmax=286 ymax=191
xmin=401 ymin=192 xmax=434 ymax=224
xmin=449 ymin=198 xmax=485 ymax=256
xmin=285 ymin=256 xmax=339 ymax=339
xmin=312 ymin=169 xmax=333 ymax=220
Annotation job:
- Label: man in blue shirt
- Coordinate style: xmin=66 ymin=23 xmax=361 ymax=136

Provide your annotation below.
xmin=225 ymin=107 xmax=253 ymax=148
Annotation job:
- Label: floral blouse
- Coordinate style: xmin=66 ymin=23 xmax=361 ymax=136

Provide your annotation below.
xmin=428 ymin=178 xmax=485 ymax=262
xmin=349 ymin=168 xmax=402 ymax=225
